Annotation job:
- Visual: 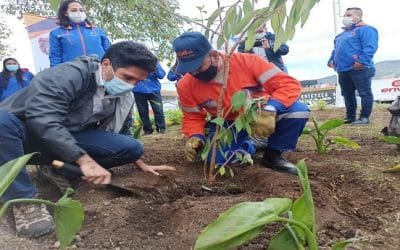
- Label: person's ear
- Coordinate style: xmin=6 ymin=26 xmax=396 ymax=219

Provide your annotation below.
xmin=209 ymin=50 xmax=219 ymax=63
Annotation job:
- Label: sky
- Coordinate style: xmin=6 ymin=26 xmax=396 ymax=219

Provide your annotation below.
xmin=177 ymin=0 xmax=400 ymax=80
xmin=3 ymin=0 xmax=400 ymax=81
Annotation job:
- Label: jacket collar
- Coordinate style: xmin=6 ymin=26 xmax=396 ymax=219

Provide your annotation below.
xmin=65 ymin=21 xmax=93 ymax=30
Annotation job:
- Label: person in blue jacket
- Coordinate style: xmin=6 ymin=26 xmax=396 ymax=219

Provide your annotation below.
xmin=167 ymin=60 xmax=183 ymax=86
xmin=328 ymin=7 xmax=378 ymax=125
xmin=133 ymin=62 xmax=167 ymax=135
xmin=0 ymin=58 xmax=34 ymax=102
xmin=49 ymin=0 xmax=111 ymax=67
xmin=238 ymin=24 xmax=289 ymax=72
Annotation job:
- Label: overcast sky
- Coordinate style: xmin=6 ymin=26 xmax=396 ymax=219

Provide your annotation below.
xmin=177 ymin=0 xmax=400 ymax=80
xmin=3 ymin=0 xmax=400 ymax=81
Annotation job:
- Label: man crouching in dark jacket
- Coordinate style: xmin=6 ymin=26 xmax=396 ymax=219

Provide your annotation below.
xmin=0 ymin=41 xmax=175 ymax=238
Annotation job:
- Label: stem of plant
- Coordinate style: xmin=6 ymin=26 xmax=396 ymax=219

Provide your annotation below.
xmin=275 ymin=217 xmax=318 ymax=250
xmin=0 ymin=198 xmax=56 ymax=218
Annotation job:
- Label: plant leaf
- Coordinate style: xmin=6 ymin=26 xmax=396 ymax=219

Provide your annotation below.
xmin=211 ymin=117 xmax=225 ymax=126
xmin=302 ymin=126 xmax=313 ymax=134
xmin=383 ymin=164 xmax=400 ymax=173
xmin=232 ymin=91 xmax=248 ymax=111
xmin=319 ymin=119 xmax=345 ymax=133
xmin=194 ymin=198 xmax=293 ymax=250
xmin=332 ymin=238 xmax=359 ymax=250
xmin=54 ymin=191 xmax=85 ymax=247
xmin=331 ymin=137 xmax=361 ymax=149
xmin=0 ymin=153 xmax=36 ymax=198
xmin=382 ymin=135 xmax=400 ymax=145
xmin=269 ymin=160 xmax=316 ymax=248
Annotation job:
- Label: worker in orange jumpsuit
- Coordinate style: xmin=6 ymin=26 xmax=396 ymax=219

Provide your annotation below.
xmin=172 ymin=31 xmax=309 ymax=175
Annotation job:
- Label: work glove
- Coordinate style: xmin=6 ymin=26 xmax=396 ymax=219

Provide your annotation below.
xmin=184 ymin=136 xmax=205 ymax=162
xmin=250 ymin=107 xmax=276 ymax=137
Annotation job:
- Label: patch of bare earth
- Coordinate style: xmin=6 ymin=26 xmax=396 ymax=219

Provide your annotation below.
xmin=1 ymin=105 xmax=399 ymax=249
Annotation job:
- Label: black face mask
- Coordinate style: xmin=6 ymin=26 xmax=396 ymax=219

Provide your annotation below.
xmin=191 ymin=64 xmax=218 ymax=82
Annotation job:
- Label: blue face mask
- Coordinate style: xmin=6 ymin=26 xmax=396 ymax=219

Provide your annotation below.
xmin=6 ymin=65 xmax=19 ymax=72
xmin=103 ymin=67 xmax=134 ymax=96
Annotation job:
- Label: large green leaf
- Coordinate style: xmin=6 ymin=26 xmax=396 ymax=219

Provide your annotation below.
xmin=195 ymin=198 xmax=293 ymax=250
xmin=231 ymin=91 xmax=248 ymax=111
xmin=0 ymin=153 xmax=36 ymax=198
xmin=319 ymin=119 xmax=344 ymax=133
xmin=331 ymin=137 xmax=361 ymax=149
xmin=382 ymin=135 xmax=400 ymax=145
xmin=271 ymin=5 xmax=287 ymax=52
xmin=268 ymin=160 xmax=316 ymax=249
xmin=211 ymin=117 xmax=225 ymax=126
xmin=54 ymin=190 xmax=84 ymax=247
xmin=301 ymin=0 xmax=320 ymax=27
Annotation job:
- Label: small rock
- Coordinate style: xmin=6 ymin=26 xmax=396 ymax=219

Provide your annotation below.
xmin=157 ymin=232 xmax=164 ymax=236
xmin=103 ymin=201 xmax=111 ymax=206
xmin=53 ymin=241 xmax=60 ymax=248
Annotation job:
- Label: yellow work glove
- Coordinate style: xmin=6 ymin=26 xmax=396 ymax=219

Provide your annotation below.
xmin=184 ymin=136 xmax=205 ymax=162
xmin=250 ymin=108 xmax=276 ymax=137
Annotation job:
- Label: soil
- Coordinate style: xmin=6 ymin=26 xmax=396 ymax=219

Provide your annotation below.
xmin=1 ymin=105 xmax=399 ymax=249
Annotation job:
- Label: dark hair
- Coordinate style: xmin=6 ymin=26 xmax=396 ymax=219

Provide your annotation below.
xmin=56 ymin=0 xmax=91 ymax=27
xmin=102 ymin=41 xmax=157 ymax=73
xmin=0 ymin=58 xmax=23 ymax=89
xmin=346 ymin=7 xmax=363 ymax=16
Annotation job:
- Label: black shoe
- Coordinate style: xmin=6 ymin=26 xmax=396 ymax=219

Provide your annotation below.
xmin=158 ymin=128 xmax=166 ymax=134
xmin=261 ymin=148 xmax=298 ymax=175
xmin=343 ymin=117 xmax=355 ymax=124
xmin=143 ymin=130 xmax=153 ymax=135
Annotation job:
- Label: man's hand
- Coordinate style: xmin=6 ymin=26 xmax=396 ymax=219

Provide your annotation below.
xmin=261 ymin=39 xmax=270 ymax=49
xmin=184 ymin=136 xmax=205 ymax=162
xmin=76 ymin=154 xmax=111 ymax=185
xmin=135 ymin=159 xmax=176 ymax=176
xmin=250 ymin=109 xmax=276 ymax=137
xmin=353 ymin=61 xmax=364 ymax=70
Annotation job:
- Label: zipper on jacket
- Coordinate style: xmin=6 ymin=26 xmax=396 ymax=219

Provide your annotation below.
xmin=77 ymin=25 xmax=87 ymax=55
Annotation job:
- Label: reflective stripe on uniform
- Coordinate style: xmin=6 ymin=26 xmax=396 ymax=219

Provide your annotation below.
xmin=258 ymin=66 xmax=282 ymax=84
xmin=181 ymin=105 xmax=201 ymax=113
xmin=276 ymin=111 xmax=310 ymax=122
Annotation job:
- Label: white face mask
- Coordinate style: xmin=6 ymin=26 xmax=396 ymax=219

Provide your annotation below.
xmin=68 ymin=11 xmax=86 ymax=23
xmin=255 ymin=33 xmax=265 ymax=40
xmin=342 ymin=16 xmax=355 ymax=27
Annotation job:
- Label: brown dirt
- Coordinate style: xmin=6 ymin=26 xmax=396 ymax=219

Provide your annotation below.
xmin=1 ymin=105 xmax=399 ymax=249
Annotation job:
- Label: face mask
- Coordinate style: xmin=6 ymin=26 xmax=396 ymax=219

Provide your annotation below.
xmin=6 ymin=65 xmax=19 ymax=72
xmin=103 ymin=67 xmax=134 ymax=96
xmin=255 ymin=33 xmax=265 ymax=40
xmin=191 ymin=64 xmax=218 ymax=82
xmin=342 ymin=16 xmax=355 ymax=27
xmin=68 ymin=11 xmax=86 ymax=23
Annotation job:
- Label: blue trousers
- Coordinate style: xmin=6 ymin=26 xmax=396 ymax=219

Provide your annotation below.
xmin=207 ymin=100 xmax=309 ymax=165
xmin=338 ymin=68 xmax=375 ymax=119
xmin=133 ymin=92 xmax=166 ymax=133
xmin=0 ymin=110 xmax=144 ymax=201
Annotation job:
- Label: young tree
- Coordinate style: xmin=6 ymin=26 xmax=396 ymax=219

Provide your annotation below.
xmin=184 ymin=0 xmax=320 ymax=182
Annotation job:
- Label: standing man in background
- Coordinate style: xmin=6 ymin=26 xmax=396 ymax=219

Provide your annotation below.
xmin=238 ymin=24 xmax=289 ymax=72
xmin=133 ymin=62 xmax=167 ymax=135
xmin=328 ymin=7 xmax=378 ymax=125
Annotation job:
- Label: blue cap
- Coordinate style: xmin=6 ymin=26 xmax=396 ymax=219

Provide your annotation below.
xmin=172 ymin=31 xmax=212 ymax=74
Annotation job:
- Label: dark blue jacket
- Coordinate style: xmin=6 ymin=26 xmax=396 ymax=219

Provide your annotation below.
xmin=49 ymin=22 xmax=110 ymax=67
xmin=133 ymin=63 xmax=166 ymax=94
xmin=238 ymin=32 xmax=289 ymax=71
xmin=0 ymin=70 xmax=34 ymax=102
xmin=167 ymin=68 xmax=182 ymax=82
xmin=328 ymin=22 xmax=378 ymax=72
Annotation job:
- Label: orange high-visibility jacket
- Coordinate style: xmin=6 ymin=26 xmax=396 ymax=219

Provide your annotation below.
xmin=177 ymin=53 xmax=302 ymax=138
